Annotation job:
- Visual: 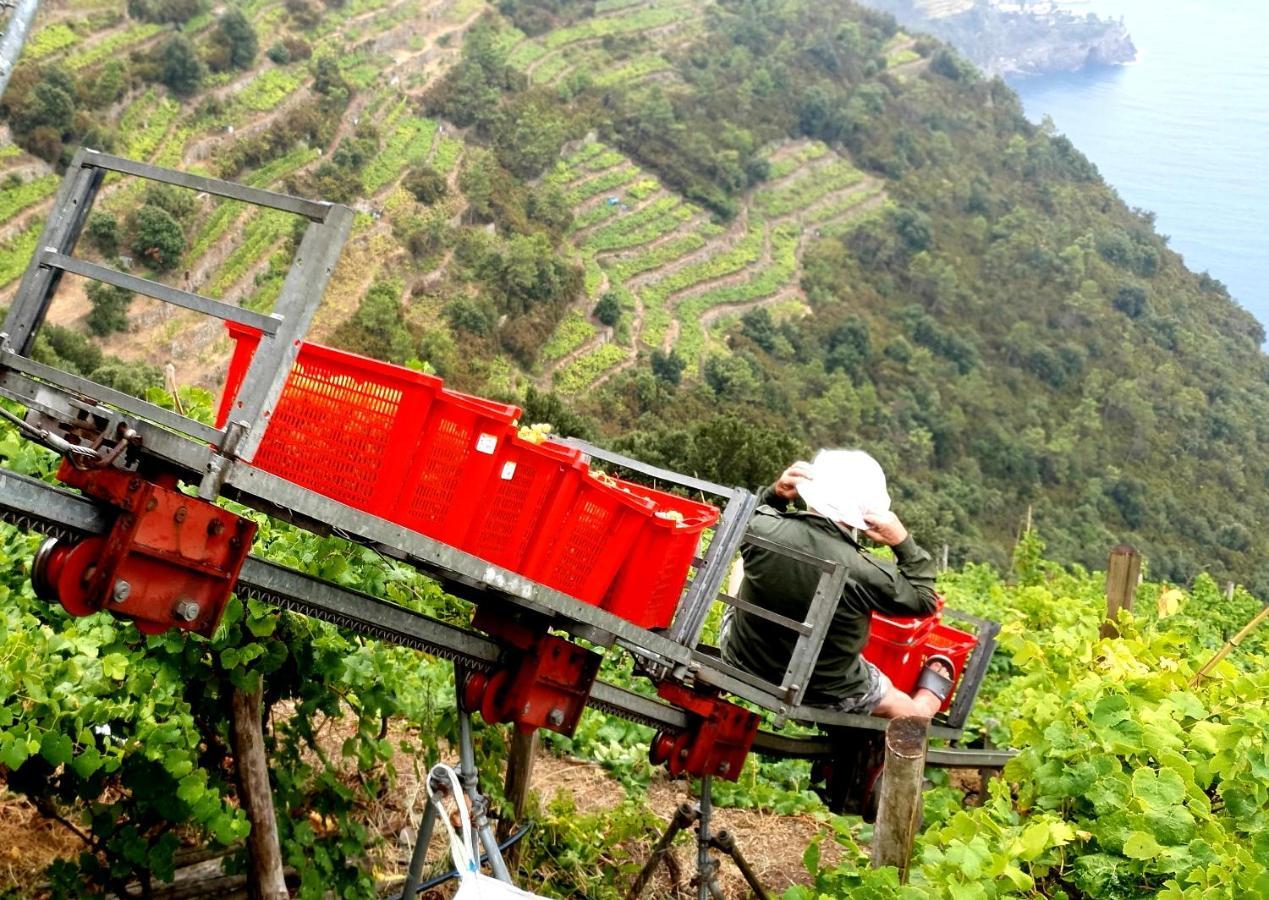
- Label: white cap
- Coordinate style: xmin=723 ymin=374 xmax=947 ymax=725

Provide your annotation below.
xmin=797 ymin=449 xmax=890 ymax=531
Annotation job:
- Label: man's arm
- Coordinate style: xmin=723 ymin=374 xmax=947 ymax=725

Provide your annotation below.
xmin=759 ymin=460 xmax=812 ymax=510
xmin=860 ymin=512 xmax=939 ymax=616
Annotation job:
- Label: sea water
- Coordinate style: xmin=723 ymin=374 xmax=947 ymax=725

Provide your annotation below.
xmin=1009 ymin=0 xmax=1269 ymax=335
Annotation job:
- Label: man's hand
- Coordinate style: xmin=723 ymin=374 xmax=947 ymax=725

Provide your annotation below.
xmin=773 ymin=461 xmax=813 ymax=500
xmin=862 ymin=511 xmax=909 ymax=547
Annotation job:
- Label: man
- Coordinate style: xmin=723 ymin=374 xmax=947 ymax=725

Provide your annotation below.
xmin=720 ymin=452 xmax=953 ymax=718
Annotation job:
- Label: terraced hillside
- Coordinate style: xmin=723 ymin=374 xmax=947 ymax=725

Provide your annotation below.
xmin=1 ymin=0 xmax=486 ymax=389
xmin=7 ymin=0 xmax=1269 ymax=591
xmin=0 ymin=0 xmax=935 ymax=402
xmin=539 ymin=138 xmax=887 ymax=395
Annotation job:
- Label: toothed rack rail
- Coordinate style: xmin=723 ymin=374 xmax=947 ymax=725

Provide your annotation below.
xmin=0 ymin=153 xmax=1011 ymax=897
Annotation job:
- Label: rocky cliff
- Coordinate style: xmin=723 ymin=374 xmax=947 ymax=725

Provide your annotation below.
xmin=863 ymin=1 xmax=1138 ymax=77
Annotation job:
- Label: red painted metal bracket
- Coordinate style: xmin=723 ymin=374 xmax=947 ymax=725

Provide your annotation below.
xmin=32 ymin=460 xmax=255 ymax=636
xmin=650 ymin=682 xmax=760 ymax=782
xmin=461 ymin=607 xmax=601 ymax=735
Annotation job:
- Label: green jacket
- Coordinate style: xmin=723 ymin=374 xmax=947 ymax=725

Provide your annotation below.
xmin=720 ymin=486 xmax=939 ymax=704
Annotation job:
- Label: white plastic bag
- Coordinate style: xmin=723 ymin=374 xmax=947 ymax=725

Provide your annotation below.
xmin=427 ymin=764 xmax=545 ymax=899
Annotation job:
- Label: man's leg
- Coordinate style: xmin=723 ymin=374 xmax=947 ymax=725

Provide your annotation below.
xmin=870 ymin=658 xmax=953 ymax=719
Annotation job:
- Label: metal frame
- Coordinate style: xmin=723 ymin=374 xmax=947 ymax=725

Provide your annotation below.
xmin=552 ymin=438 xmax=840 ymax=711
xmin=0 ymin=154 xmax=1006 ymax=755
xmin=0 ymin=362 xmax=995 ymax=742
xmin=0 ymin=148 xmax=352 ymax=467
xmin=0 ymin=466 xmax=996 ymax=749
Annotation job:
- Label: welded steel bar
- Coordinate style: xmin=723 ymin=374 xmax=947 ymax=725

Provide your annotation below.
xmin=80 ymin=150 xmax=333 ymax=221
xmin=944 ymin=618 xmax=1000 ymax=730
xmin=0 ymin=350 xmax=225 ymax=444
xmin=455 ymin=700 xmax=512 ymax=882
xmin=782 ymin=561 xmax=847 ymax=707
xmin=554 ymin=437 xmax=736 ymax=497
xmin=229 ymin=204 xmax=353 ymax=463
xmin=39 ymin=252 xmax=280 ymax=334
xmin=0 ymin=0 xmax=39 ymax=99
xmin=400 ymin=798 xmax=437 ymax=900
xmin=0 ymin=468 xmax=999 ymax=758
xmin=670 ymin=488 xmax=758 ymax=647
xmin=3 ymin=148 xmax=103 ymax=354
xmin=713 ymin=592 xmax=813 ymax=635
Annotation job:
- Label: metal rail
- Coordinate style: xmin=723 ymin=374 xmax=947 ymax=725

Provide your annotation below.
xmin=0 ymin=153 xmax=1012 ymax=779
xmin=0 ymin=148 xmax=352 ymax=467
xmin=0 ymin=468 xmax=1014 ymax=760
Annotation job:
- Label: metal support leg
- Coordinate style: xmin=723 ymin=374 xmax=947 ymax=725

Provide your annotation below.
xmin=626 ymin=803 xmax=696 ymax=900
xmin=455 ymin=668 xmax=512 ymax=883
xmin=695 ymin=776 xmax=723 ymax=900
xmin=399 ymin=798 xmax=438 ymax=899
xmin=629 ymin=778 xmax=768 ymax=900
xmin=711 ymin=830 xmax=770 ymax=900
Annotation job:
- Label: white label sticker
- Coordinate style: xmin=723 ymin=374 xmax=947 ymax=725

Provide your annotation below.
xmin=501 ymin=461 xmax=517 ymax=480
xmin=476 ymin=433 xmax=498 ymax=454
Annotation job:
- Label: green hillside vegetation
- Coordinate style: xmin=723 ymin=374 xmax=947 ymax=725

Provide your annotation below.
xmin=2 ymin=0 xmax=1269 ymax=596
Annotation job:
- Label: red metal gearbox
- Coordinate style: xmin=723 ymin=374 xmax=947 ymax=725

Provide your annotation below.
xmin=462 ymin=608 xmax=601 ymax=735
xmin=649 ymin=683 xmax=759 ymax=782
xmin=32 ymin=460 xmax=255 ymax=637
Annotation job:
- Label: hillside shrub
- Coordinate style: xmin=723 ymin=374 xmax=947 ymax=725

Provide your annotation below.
xmin=86 ymin=214 xmax=120 ymax=257
xmin=129 ymin=204 xmax=186 ymax=271
xmin=126 ymin=0 xmax=207 ymax=24
xmin=159 ymin=35 xmax=205 ymax=96
xmin=594 ymin=292 xmax=620 ymax=327
xmin=85 ymin=282 xmax=134 ymax=336
xmin=208 ymin=10 xmax=258 ymax=72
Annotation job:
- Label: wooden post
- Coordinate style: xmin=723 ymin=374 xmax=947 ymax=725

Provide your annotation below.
xmin=1190 ymin=602 xmax=1269 ymax=686
xmin=1100 ymin=545 xmax=1141 ymax=639
xmin=940 ymin=544 xmax=949 ymax=573
xmin=870 ymin=717 xmax=929 ymax=880
xmin=230 ymin=683 xmax=288 ymax=900
xmin=499 ymin=728 xmax=539 ymax=866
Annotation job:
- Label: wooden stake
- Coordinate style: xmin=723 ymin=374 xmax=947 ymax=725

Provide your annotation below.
xmin=1190 ymin=603 xmax=1269 ymax=687
xmin=1100 ymin=545 xmax=1141 ymax=639
xmin=870 ymin=717 xmax=929 ymax=880
xmin=499 ymin=728 xmax=539 ymax=867
xmin=230 ymin=682 xmax=288 ymax=900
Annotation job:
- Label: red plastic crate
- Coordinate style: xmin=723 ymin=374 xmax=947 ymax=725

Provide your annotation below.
xmin=391 ymin=388 xmax=521 ymax=543
xmin=218 ymin=324 xmax=443 ymax=514
xmin=922 ymin=621 xmax=977 ymax=712
xmin=460 ymin=436 xmax=585 ymax=572
xmin=862 ymin=597 xmax=945 ymax=695
xmin=521 ymin=472 xmax=658 ymax=606
xmin=603 ymin=482 xmax=719 ymax=630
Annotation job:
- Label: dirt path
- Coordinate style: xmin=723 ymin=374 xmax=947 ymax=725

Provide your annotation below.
xmin=598 ymin=211 xmax=707 ymax=262
xmin=763 ymin=152 xmax=838 ymax=192
xmin=627 ymin=205 xmax=750 ymax=290
xmin=698 ymin=284 xmax=805 ymax=333
xmin=806 ymin=191 xmax=887 ymax=237
xmin=665 ymin=222 xmax=771 ymax=308
xmin=546 ymin=21 xmax=692 ymax=85
xmin=184 ymin=88 xmax=314 ymax=166
xmin=890 ymin=56 xmax=931 ymax=78
xmin=580 ymin=193 xmax=680 ymax=250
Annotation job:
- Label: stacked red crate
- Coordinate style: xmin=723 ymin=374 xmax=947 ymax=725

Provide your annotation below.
xmin=218 ymin=327 xmax=719 ymax=628
xmin=862 ymin=598 xmax=975 ymax=712
xmin=604 ymin=481 xmax=719 ymax=629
